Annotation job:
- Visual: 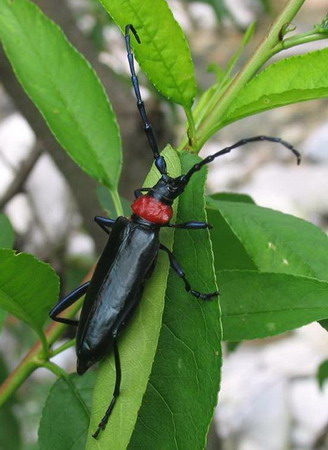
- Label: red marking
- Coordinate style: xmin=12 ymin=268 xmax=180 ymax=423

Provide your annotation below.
xmin=132 ymin=196 xmax=173 ymax=224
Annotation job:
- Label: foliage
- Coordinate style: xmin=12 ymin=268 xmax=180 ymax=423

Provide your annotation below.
xmin=0 ymin=0 xmax=328 ymax=448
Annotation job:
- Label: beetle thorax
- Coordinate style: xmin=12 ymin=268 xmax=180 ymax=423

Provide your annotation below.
xmin=131 ymin=195 xmax=173 ymax=224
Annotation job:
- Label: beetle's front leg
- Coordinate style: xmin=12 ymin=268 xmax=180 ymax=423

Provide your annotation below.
xmin=94 ymin=216 xmax=116 ymax=235
xmin=159 ymin=244 xmax=219 ymax=300
xmin=49 ymin=281 xmax=90 ymax=326
xmin=163 ymin=221 xmax=212 ymax=230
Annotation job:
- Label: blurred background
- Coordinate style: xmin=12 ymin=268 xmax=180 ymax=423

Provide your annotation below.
xmin=1 ymin=0 xmax=328 ymax=449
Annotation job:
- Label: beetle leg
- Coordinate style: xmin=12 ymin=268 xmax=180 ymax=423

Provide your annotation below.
xmin=134 ymin=187 xmax=151 ymax=198
xmin=49 ymin=281 xmax=90 ymax=326
xmin=163 ymin=221 xmax=212 ymax=230
xmin=94 ymin=216 xmax=116 ymax=235
xmin=160 ymin=244 xmax=219 ymax=300
xmin=92 ymin=338 xmax=121 ymax=439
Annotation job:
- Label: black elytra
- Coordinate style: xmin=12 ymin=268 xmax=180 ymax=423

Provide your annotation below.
xmin=49 ymin=24 xmax=301 ymax=439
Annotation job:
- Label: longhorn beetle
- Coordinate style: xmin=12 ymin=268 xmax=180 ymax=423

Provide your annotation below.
xmin=50 ymin=24 xmax=301 ymax=439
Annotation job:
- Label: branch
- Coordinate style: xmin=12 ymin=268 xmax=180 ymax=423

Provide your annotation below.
xmin=0 ymin=142 xmax=42 ymax=209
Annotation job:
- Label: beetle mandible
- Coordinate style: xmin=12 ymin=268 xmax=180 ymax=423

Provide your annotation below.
xmin=50 ymin=24 xmax=301 ymax=439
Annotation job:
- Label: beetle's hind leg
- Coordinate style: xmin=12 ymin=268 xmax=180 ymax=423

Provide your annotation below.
xmin=49 ymin=281 xmax=90 ymax=326
xmin=160 ymin=244 xmax=219 ymax=300
xmin=92 ymin=339 xmax=121 ymax=439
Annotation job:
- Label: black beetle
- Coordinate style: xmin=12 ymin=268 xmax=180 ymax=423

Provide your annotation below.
xmin=50 ymin=24 xmax=300 ymax=438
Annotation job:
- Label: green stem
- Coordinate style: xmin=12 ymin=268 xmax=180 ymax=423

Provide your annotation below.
xmin=50 ymin=338 xmax=76 ymax=357
xmin=184 ymin=106 xmax=196 ymax=149
xmin=271 ymin=31 xmax=328 ymax=55
xmin=111 ymin=188 xmax=124 ymax=217
xmin=43 ymin=361 xmax=70 ymax=380
xmin=193 ymin=0 xmax=307 ymax=151
xmin=0 ymin=359 xmax=38 ymax=407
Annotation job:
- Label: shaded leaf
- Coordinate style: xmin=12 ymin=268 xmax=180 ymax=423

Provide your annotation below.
xmin=207 ymin=204 xmax=256 ymax=272
xmin=207 ymin=192 xmax=255 ymax=205
xmin=38 ymin=372 xmax=96 ymax=450
xmin=100 ymin=0 xmax=197 ymax=107
xmin=0 ymin=214 xmax=15 ymax=249
xmin=0 ymin=355 xmax=22 ymax=450
xmin=0 ymin=0 xmax=122 ymax=190
xmin=219 ymin=270 xmax=328 ymax=341
xmin=317 ymin=360 xmax=328 ymax=389
xmin=0 ymin=249 xmax=59 ymax=340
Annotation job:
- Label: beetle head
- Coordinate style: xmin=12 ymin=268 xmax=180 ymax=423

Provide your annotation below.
xmin=150 ymin=174 xmax=189 ymax=205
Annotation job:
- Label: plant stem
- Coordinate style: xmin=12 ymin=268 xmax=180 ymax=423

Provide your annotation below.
xmin=270 ymin=31 xmax=328 ymax=56
xmin=0 ymin=358 xmax=38 ymax=407
xmin=111 ymin=188 xmax=124 ymax=217
xmin=193 ymin=0 xmax=307 ymax=151
xmin=50 ymin=338 xmax=76 ymax=357
xmin=184 ymin=106 xmax=196 ymax=149
xmin=43 ymin=361 xmax=71 ymax=380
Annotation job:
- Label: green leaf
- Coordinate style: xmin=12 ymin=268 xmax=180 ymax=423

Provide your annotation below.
xmin=0 ymin=214 xmax=15 ymax=249
xmin=224 ymin=48 xmax=328 ymax=126
xmin=207 ymin=192 xmax=255 ymax=205
xmin=86 ymin=148 xmax=221 ymax=449
xmin=207 ymin=204 xmax=256 ymax=272
xmin=0 ymin=249 xmax=59 ymax=341
xmin=0 ymin=310 xmax=6 ymax=330
xmin=128 ymin=153 xmax=221 ymax=449
xmin=317 ymin=360 xmax=328 ymax=389
xmin=0 ymin=355 xmax=22 ymax=450
xmin=207 ymin=201 xmax=328 ymax=279
xmin=219 ymin=270 xmax=328 ymax=341
xmin=100 ymin=0 xmax=197 ymax=107
xmin=86 ymin=146 xmax=181 ymax=449
xmin=38 ymin=372 xmax=96 ymax=450
xmin=319 ymin=318 xmax=328 ymax=332
xmin=0 ymin=215 xmax=15 ymax=328
xmin=0 ymin=0 xmax=122 ymax=190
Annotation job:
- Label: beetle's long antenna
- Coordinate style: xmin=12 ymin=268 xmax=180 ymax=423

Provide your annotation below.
xmin=181 ymin=135 xmax=301 ymax=184
xmin=125 ymin=24 xmax=167 ymax=176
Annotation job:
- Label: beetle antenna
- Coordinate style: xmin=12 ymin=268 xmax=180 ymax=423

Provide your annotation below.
xmin=181 ymin=135 xmax=301 ymax=184
xmin=125 ymin=24 xmax=167 ymax=175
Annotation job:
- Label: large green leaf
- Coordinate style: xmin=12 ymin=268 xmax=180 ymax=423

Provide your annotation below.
xmin=223 ymin=48 xmax=328 ymax=126
xmin=0 ymin=249 xmax=59 ymax=340
xmin=86 ymin=149 xmax=221 ymax=449
xmin=0 ymin=214 xmax=15 ymax=249
xmin=38 ymin=372 xmax=96 ymax=450
xmin=100 ymin=0 xmax=197 ymax=107
xmin=219 ymin=270 xmax=328 ymax=341
xmin=0 ymin=214 xmax=15 ymax=329
xmin=128 ymin=153 xmax=221 ymax=449
xmin=208 ymin=200 xmax=328 ymax=279
xmin=86 ymin=146 xmax=181 ymax=449
xmin=0 ymin=0 xmax=122 ymax=190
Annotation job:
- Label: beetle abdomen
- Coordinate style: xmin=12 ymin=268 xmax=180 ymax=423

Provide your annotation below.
xmin=76 ymin=217 xmax=160 ymax=374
